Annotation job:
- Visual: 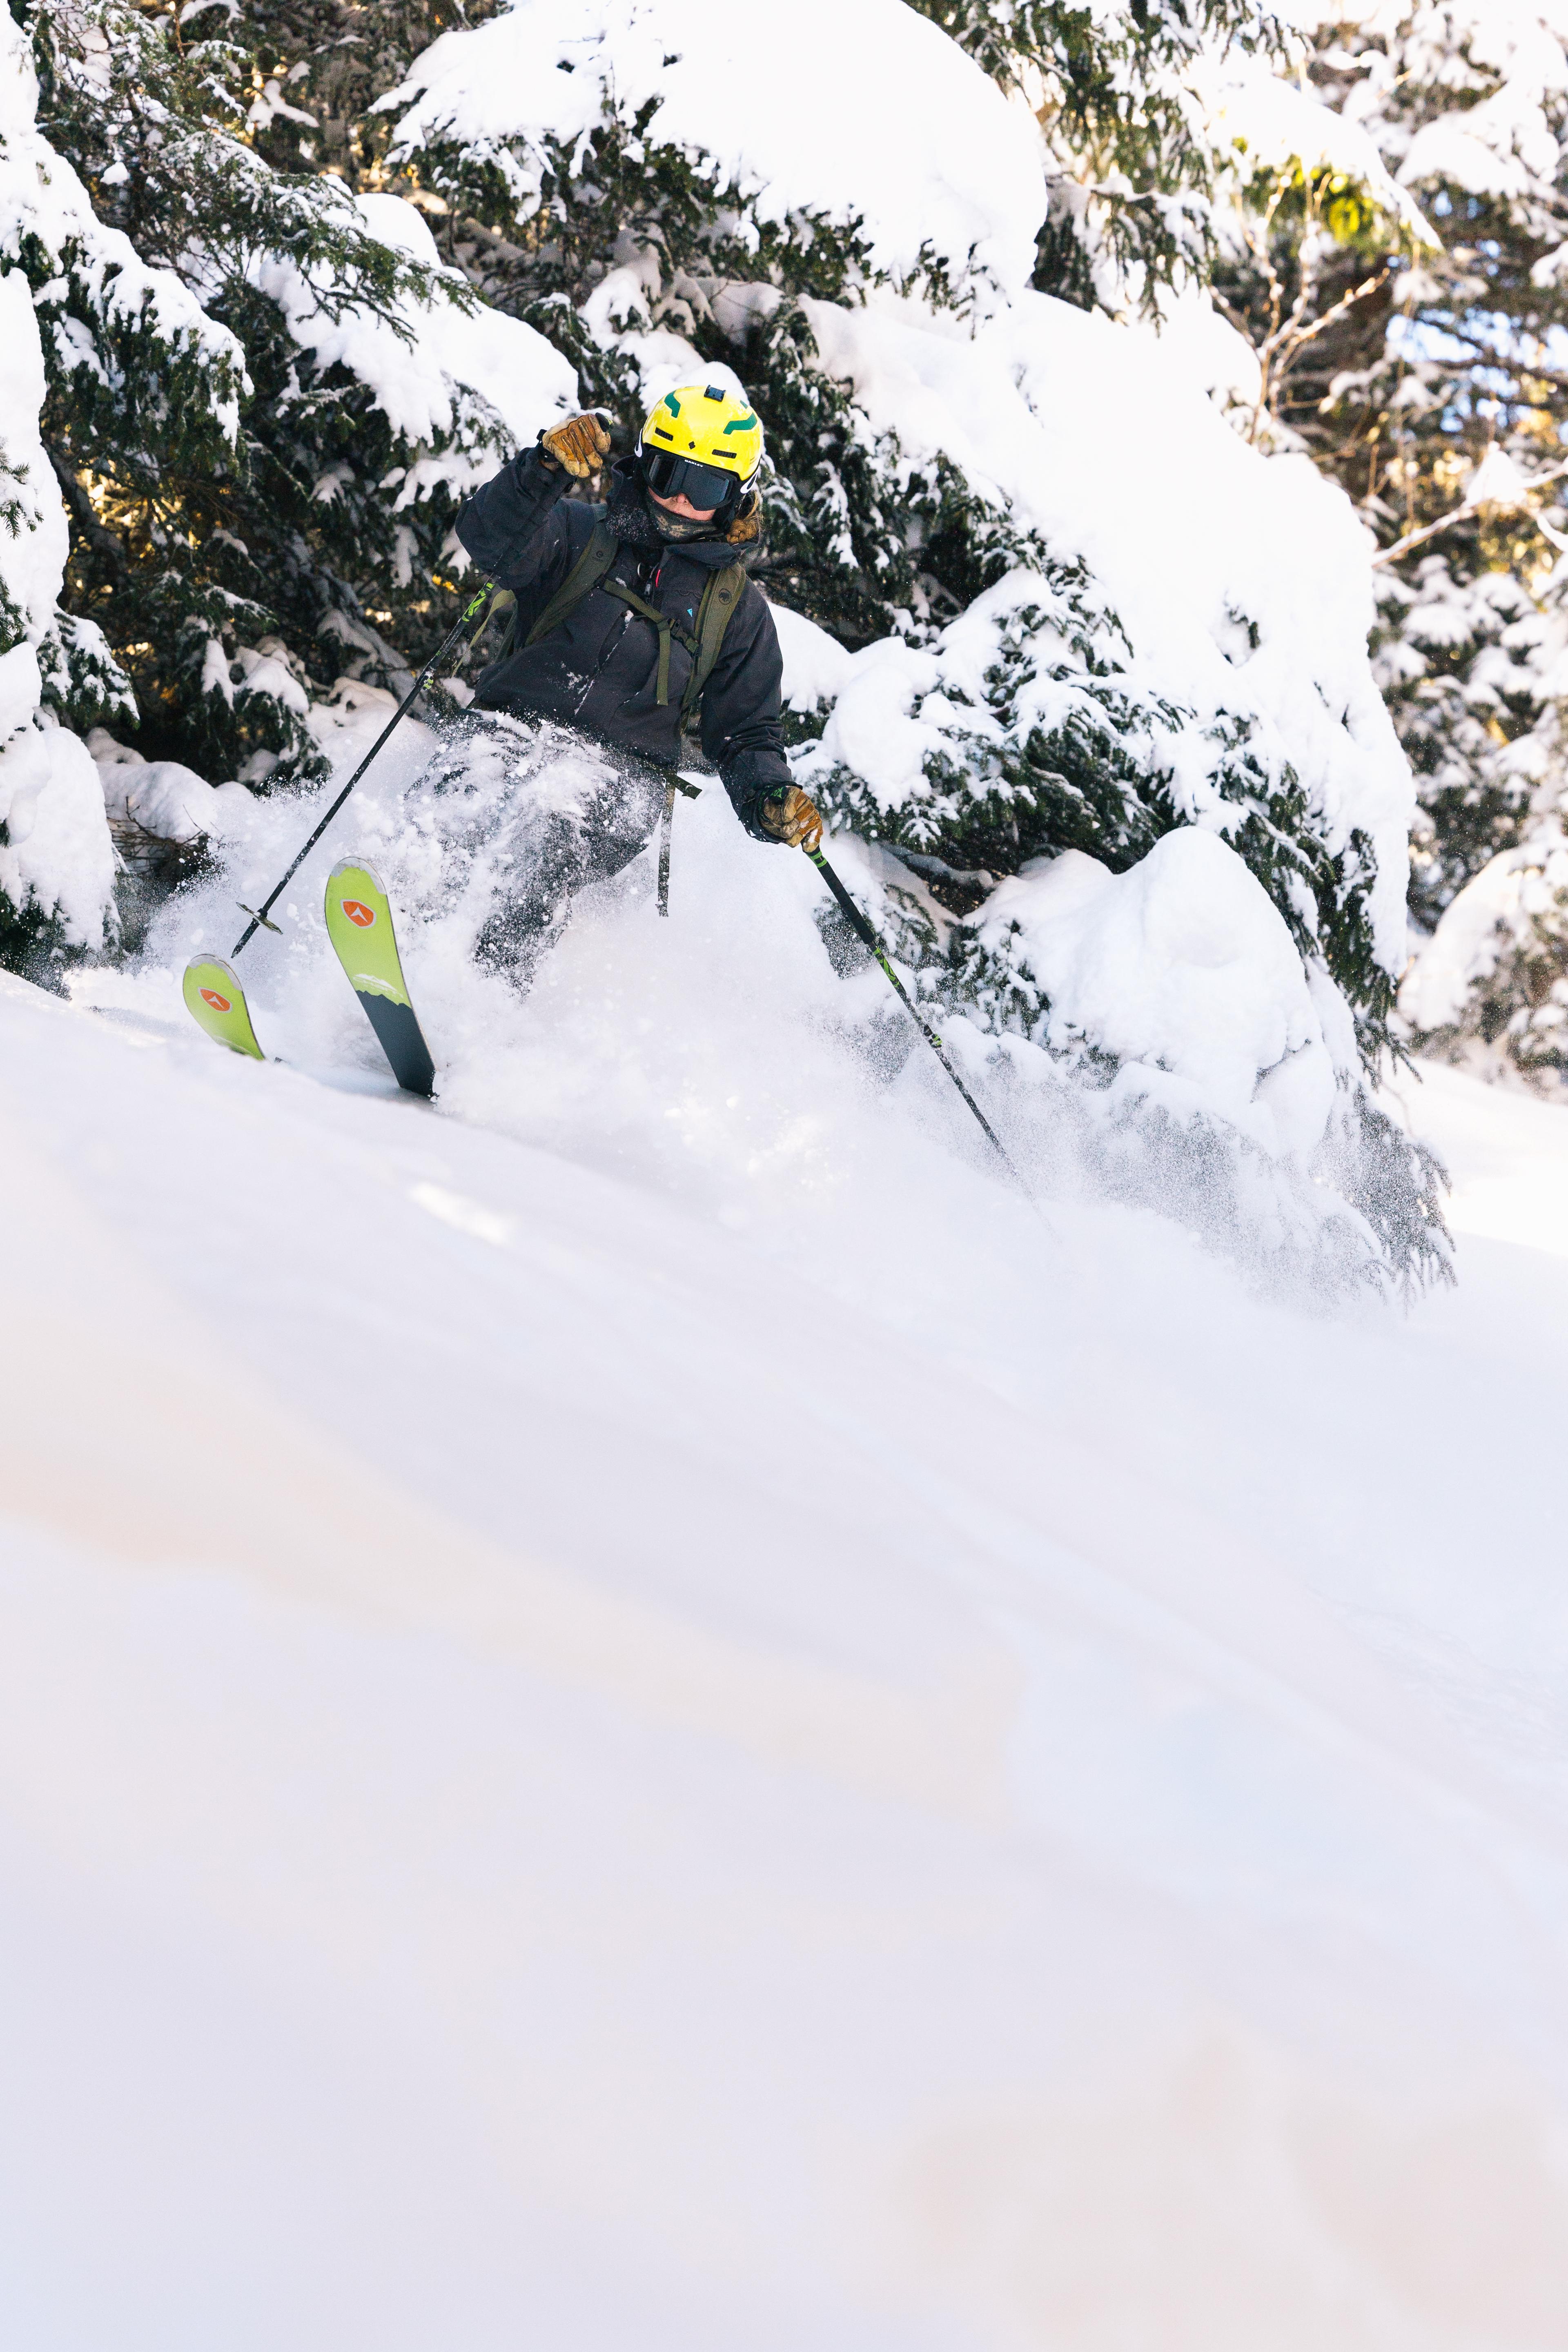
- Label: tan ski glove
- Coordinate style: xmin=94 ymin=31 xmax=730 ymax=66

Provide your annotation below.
xmin=757 ymin=785 xmax=824 ymax=852
xmin=540 ymin=411 xmax=613 ymax=480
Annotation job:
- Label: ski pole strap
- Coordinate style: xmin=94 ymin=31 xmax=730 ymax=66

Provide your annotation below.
xmin=229 ymin=579 xmax=492 ymax=961
xmin=465 ymin=586 xmax=516 ymax=664
xmin=804 ymin=846 xmax=1031 ymax=1194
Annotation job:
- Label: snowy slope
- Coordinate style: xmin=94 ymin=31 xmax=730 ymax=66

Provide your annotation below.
xmin=4 ymin=783 xmax=1568 ymax=2341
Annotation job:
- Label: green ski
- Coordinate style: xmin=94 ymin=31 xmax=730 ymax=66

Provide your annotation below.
xmin=182 ymin=957 xmax=265 ymax=1060
xmin=324 ymin=856 xmax=437 ymax=1098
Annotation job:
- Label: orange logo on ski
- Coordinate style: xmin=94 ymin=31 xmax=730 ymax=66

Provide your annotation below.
xmin=200 ymin=987 xmax=232 ymax=1013
xmin=342 ymin=898 xmax=376 ymax=928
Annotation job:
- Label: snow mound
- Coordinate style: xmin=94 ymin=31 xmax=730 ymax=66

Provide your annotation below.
xmin=771 ymin=603 xmax=855 ymax=716
xmin=87 ymin=731 xmax=252 ymax=848
xmin=385 ymin=0 xmax=1047 ymax=310
xmin=32 ymin=927 xmax=1568 ymax=2349
xmin=978 ymin=832 xmax=1337 ymax=1162
xmin=0 ymin=720 xmax=114 ymax=944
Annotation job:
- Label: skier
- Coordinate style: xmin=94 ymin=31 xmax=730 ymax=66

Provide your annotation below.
xmin=450 ymin=383 xmax=824 ymax=967
xmin=184 ymin=389 xmax=1019 ymax=1171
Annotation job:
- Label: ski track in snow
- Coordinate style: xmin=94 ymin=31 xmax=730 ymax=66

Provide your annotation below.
xmin=5 ymin=752 xmax=1568 ymax=2344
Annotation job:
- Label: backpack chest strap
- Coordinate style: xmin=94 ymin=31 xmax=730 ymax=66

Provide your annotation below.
xmin=599 ymin=578 xmax=700 ymax=707
xmin=611 ymin=559 xmax=748 ymax=723
xmin=522 ymin=514 xmax=746 ymax=721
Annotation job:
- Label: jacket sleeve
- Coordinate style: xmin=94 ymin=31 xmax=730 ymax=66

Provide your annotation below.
xmin=700 ymin=586 xmax=795 ymax=837
xmin=454 ymin=446 xmax=572 ymax=595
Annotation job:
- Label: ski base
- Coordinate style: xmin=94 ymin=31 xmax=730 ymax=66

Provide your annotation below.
xmin=183 ymin=957 xmax=264 ymax=1059
xmin=325 ymin=857 xmax=437 ymax=1098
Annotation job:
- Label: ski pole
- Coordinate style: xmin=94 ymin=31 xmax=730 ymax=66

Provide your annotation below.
xmin=229 ymin=581 xmax=493 ymax=959
xmin=804 ymin=844 xmax=1033 ymax=1196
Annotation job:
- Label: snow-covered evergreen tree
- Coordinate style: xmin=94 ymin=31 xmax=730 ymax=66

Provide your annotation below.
xmin=1205 ymin=4 xmax=1568 ymax=1079
xmin=1360 ymin=1 xmax=1568 ymax=1081
xmin=0 ymin=2 xmax=206 ymax=969
xmin=1372 ymin=550 xmax=1566 ymax=929
xmin=910 ymin=0 xmax=1290 ymax=309
xmin=24 ymin=0 xmax=569 ymax=795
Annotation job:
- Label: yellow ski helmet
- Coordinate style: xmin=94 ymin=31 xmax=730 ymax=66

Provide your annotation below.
xmin=638 ymin=382 xmax=763 ymax=518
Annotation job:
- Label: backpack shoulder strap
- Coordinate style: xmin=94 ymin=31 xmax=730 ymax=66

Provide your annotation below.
xmin=523 ymin=512 xmax=617 ymax=648
xmin=679 ymin=564 xmax=748 ymax=726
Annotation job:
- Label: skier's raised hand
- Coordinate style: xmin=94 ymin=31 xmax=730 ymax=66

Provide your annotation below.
xmin=757 ymin=784 xmax=824 ymax=852
xmin=539 ymin=410 xmax=614 ymax=480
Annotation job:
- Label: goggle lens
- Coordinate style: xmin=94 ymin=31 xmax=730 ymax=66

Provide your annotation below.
xmin=641 ymin=447 xmax=739 ymax=511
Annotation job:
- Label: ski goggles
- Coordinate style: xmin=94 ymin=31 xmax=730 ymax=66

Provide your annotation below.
xmin=639 ymin=445 xmax=744 ymax=512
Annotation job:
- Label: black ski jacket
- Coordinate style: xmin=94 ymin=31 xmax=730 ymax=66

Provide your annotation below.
xmin=454 ymin=450 xmax=794 ymax=833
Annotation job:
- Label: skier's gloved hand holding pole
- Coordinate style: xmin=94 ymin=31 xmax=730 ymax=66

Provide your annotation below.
xmin=539 ymin=410 xmax=613 ymax=481
xmin=755 ymin=784 xmax=823 ymax=852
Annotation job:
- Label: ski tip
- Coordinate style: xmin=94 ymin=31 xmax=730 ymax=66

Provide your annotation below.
xmin=325 ymin=856 xmax=394 ymax=957
xmin=182 ymin=957 xmax=264 ymax=1060
xmin=327 ymin=852 xmax=387 ymax=893
xmin=325 ymin=857 xmax=414 ymax=1012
